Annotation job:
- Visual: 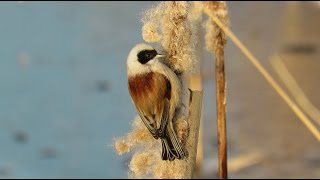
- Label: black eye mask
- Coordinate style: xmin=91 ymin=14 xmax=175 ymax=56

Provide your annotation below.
xmin=137 ymin=49 xmax=158 ymax=64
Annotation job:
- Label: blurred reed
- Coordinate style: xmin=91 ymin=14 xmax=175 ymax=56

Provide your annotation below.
xmin=271 ymin=54 xmax=320 ymax=128
xmin=203 ymin=6 xmax=320 ymax=142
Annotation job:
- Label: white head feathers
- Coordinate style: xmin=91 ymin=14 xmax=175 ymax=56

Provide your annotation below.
xmin=127 ymin=43 xmax=155 ymax=76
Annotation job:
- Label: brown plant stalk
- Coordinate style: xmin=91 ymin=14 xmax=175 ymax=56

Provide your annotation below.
xmin=204 ymin=2 xmax=229 ymax=179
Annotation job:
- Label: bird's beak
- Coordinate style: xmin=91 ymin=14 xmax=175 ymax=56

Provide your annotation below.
xmin=156 ymin=54 xmax=165 ymax=58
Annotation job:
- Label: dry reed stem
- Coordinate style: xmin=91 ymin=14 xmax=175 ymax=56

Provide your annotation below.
xmin=195 ymin=117 xmax=203 ymax=177
xmin=189 ymin=2 xmax=204 ymax=176
xmin=182 ymin=90 xmax=203 ymax=178
xmin=214 ymin=49 xmax=228 ymax=179
xmin=271 ymin=54 xmax=320 ymax=127
xmin=205 ymin=151 xmax=264 ymax=175
xmin=189 ymin=75 xmax=203 ymax=178
xmin=204 ymin=8 xmax=320 ymax=142
xmin=204 ymin=2 xmax=229 ymax=179
xmin=228 ymin=152 xmax=263 ymax=173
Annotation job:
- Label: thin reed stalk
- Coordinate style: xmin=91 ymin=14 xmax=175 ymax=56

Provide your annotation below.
xmin=215 ymin=49 xmax=228 ymax=179
xmin=183 ymin=90 xmax=203 ymax=178
xmin=271 ymin=54 xmax=320 ymax=127
xmin=204 ymin=8 xmax=320 ymax=142
xmin=203 ymin=2 xmax=229 ymax=178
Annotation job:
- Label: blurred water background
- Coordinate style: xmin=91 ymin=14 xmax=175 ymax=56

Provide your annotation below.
xmin=0 ymin=1 xmax=319 ymax=178
xmin=0 ymin=1 xmax=156 ymax=178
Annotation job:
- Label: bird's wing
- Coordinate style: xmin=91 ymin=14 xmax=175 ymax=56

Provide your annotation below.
xmin=157 ymin=98 xmax=170 ymax=137
xmin=129 ymin=72 xmax=172 ymax=139
xmin=135 ymin=105 xmax=158 ymax=138
xmin=134 ymin=97 xmax=170 ymax=139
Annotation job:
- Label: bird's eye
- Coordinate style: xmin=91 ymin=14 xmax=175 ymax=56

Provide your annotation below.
xmin=137 ymin=50 xmax=157 ymax=64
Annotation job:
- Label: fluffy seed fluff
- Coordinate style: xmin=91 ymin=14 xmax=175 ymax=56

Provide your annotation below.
xmin=115 ymin=116 xmax=189 ymax=179
xmin=142 ymin=1 xmax=197 ymax=75
xmin=142 ymin=22 xmax=161 ymax=42
xmin=114 ymin=116 xmax=155 ymax=156
xmin=114 ymin=1 xmax=211 ymax=178
xmin=204 ymin=1 xmax=229 ymax=54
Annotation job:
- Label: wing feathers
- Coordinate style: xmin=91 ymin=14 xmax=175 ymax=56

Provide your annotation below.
xmin=128 ymin=72 xmax=185 ymax=160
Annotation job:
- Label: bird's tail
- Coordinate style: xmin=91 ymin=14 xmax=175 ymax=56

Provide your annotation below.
xmin=161 ymin=121 xmax=186 ymax=161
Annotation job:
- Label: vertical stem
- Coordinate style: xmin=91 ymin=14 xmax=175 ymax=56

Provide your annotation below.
xmin=192 ymin=18 xmax=204 ymax=178
xmin=189 ymin=74 xmax=203 ymax=178
xmin=215 ymin=49 xmax=228 ymax=179
xmin=202 ymin=2 xmax=229 ymax=178
xmin=183 ymin=90 xmax=203 ymax=178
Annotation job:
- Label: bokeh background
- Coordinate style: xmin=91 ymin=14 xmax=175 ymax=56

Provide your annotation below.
xmin=0 ymin=1 xmax=319 ymax=178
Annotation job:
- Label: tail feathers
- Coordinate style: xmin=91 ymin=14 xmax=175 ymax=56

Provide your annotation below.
xmin=161 ymin=138 xmax=177 ymax=161
xmin=161 ymin=124 xmax=186 ymax=161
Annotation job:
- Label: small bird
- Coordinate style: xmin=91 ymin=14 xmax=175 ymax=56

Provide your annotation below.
xmin=127 ymin=43 xmax=186 ymax=161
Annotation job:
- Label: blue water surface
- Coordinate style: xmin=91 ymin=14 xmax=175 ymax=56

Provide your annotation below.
xmin=0 ymin=1 xmax=154 ymax=178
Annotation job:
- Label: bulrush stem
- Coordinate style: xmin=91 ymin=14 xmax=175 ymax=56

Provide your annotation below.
xmin=215 ymin=48 xmax=228 ymax=179
xmin=183 ymin=90 xmax=203 ymax=178
xmin=203 ymin=2 xmax=229 ymax=178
